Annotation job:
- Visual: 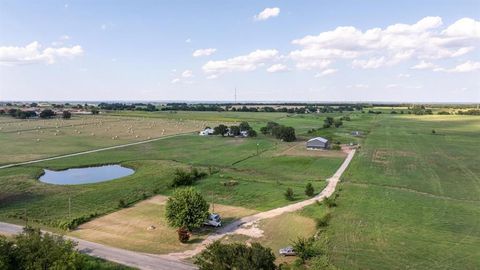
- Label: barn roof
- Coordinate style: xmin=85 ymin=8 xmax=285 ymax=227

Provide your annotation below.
xmin=308 ymin=137 xmax=328 ymax=143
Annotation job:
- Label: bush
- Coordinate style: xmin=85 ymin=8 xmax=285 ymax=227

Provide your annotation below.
xmin=331 ymin=144 xmax=341 ymax=150
xmin=170 ymin=167 xmax=207 ymax=187
xmin=118 ymin=199 xmax=127 ymax=208
xmin=285 ymin=188 xmax=295 ymax=201
xmin=292 ymin=237 xmax=320 ymax=263
xmin=177 ymin=227 xmax=190 ymax=243
xmin=305 ymin=183 xmax=315 ymax=197
xmin=316 ymin=212 xmax=332 ymax=228
xmin=324 ymin=196 xmax=337 ymax=208
xmin=195 ymin=241 xmax=276 ymax=270
xmin=62 ymin=111 xmax=72 ymax=119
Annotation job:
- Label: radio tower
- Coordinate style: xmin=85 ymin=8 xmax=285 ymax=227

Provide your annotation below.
xmin=234 ymin=88 xmax=237 ymax=103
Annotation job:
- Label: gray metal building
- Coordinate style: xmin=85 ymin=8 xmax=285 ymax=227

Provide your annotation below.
xmin=306 ymin=137 xmax=329 ymax=149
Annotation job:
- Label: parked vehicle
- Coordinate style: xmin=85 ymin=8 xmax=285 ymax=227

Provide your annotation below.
xmin=204 ymin=213 xmax=222 ymax=227
xmin=279 ymin=246 xmax=296 ymax=256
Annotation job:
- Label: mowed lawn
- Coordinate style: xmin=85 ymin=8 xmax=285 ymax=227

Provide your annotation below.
xmin=326 ymin=115 xmax=480 ymax=269
xmin=0 ymin=133 xmax=344 ymax=228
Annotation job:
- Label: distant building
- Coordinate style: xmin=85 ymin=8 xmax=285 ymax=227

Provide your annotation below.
xmin=351 ymin=131 xmax=363 ymax=136
xmin=199 ymin=128 xmax=214 ymax=136
xmin=306 ymin=137 xmax=329 ymax=149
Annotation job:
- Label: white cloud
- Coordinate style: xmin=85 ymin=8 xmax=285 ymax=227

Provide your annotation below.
xmin=266 ymin=64 xmax=288 ymax=73
xmin=315 ymin=68 xmax=338 ymax=77
xmin=436 ymin=61 xmax=480 ymax=73
xmin=254 ymin=7 xmax=280 ymax=21
xmin=386 ymin=84 xmax=399 ymax=88
xmin=101 ymin=24 xmax=107 ymax=30
xmin=206 ymin=74 xmax=218 ymax=80
xmin=181 ymin=69 xmax=193 ymax=78
xmin=347 ymin=84 xmax=369 ymax=89
xmin=192 ymin=48 xmax=217 ymax=57
xmin=398 ymin=73 xmax=411 ymax=78
xmin=442 ymin=18 xmax=480 ymax=38
xmin=202 ymin=49 xmax=279 ymax=75
xmin=411 ymin=60 xmax=437 ymax=70
xmin=171 ymin=78 xmax=180 ymax=84
xmin=185 ymin=38 xmax=192 ymax=43
xmin=290 ymin=17 xmax=480 ymax=71
xmin=0 ymin=41 xmax=83 ymax=66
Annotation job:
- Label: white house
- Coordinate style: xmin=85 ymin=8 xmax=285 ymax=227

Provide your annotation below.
xmin=199 ymin=128 xmax=214 ymax=136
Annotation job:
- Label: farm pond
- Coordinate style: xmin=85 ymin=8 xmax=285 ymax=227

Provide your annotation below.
xmin=39 ymin=165 xmax=135 ymax=185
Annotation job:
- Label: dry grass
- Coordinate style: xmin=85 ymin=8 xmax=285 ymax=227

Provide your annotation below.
xmin=69 ymin=195 xmax=257 ymax=254
xmin=0 ymin=115 xmax=223 ymax=164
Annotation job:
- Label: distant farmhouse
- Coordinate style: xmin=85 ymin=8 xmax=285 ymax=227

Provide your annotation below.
xmin=306 ymin=137 xmax=329 ymax=149
xmin=199 ymin=128 xmax=214 ymax=136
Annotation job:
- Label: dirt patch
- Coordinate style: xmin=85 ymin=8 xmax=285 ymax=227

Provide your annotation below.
xmin=276 ymin=142 xmax=347 ymax=158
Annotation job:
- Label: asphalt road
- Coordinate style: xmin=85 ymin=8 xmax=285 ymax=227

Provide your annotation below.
xmin=0 ymin=222 xmax=196 ymax=270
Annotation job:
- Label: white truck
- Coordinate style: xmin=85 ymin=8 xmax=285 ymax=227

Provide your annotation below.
xmin=204 ymin=213 xmax=222 ymax=227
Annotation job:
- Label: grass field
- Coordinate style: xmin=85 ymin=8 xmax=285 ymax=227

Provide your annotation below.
xmin=0 ymin=112 xmax=348 ymax=229
xmin=321 ymin=114 xmax=480 ymax=269
xmin=0 ymin=115 xmax=222 ymax=165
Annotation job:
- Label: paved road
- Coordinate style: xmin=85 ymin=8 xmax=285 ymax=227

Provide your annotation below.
xmin=0 ymin=132 xmax=192 ymax=170
xmin=0 ymin=222 xmax=195 ymax=270
xmin=168 ymin=148 xmax=356 ymax=259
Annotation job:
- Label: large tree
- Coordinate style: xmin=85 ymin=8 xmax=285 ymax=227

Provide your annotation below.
xmin=165 ymin=187 xmax=209 ymax=240
xmin=195 ymin=241 xmax=276 ymax=270
xmin=213 ymin=124 xmax=228 ymax=137
xmin=62 ymin=110 xmax=72 ymax=119
xmin=39 ymin=109 xmax=55 ymax=119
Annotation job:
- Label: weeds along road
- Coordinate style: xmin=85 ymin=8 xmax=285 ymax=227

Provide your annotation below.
xmin=0 ymin=132 xmax=193 ymax=170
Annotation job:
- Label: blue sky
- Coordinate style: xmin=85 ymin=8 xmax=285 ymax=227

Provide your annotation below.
xmin=0 ymin=0 xmax=479 ymax=102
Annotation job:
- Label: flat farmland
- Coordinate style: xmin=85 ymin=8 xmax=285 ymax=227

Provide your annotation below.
xmin=323 ymin=115 xmax=480 ymax=269
xmin=0 ymin=115 xmax=223 ymax=165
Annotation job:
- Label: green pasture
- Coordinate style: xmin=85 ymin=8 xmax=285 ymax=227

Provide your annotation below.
xmin=320 ymin=114 xmax=480 ymax=269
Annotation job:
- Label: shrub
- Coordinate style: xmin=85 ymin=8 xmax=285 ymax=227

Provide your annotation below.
xmin=331 ymin=144 xmax=341 ymax=150
xmin=177 ymin=227 xmax=190 ymax=243
xmin=292 ymin=237 xmax=320 ymax=263
xmin=195 ymin=241 xmax=276 ymax=270
xmin=118 ymin=199 xmax=127 ymax=208
xmin=285 ymin=188 xmax=295 ymax=201
xmin=316 ymin=212 xmax=332 ymax=228
xmin=324 ymin=196 xmax=337 ymax=208
xmin=305 ymin=183 xmax=315 ymax=197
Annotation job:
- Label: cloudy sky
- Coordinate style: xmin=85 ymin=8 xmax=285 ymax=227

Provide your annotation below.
xmin=0 ymin=0 xmax=479 ymax=102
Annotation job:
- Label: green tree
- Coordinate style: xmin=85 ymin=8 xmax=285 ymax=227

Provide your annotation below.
xmin=165 ymin=187 xmax=209 ymax=238
xmin=39 ymin=109 xmax=55 ymax=119
xmin=12 ymin=227 xmax=83 ymax=269
xmin=62 ymin=110 xmax=72 ymax=119
xmin=91 ymin=108 xmax=100 ymax=115
xmin=334 ymin=119 xmax=343 ymax=128
xmin=195 ymin=241 xmax=276 ymax=270
xmin=213 ymin=124 xmax=228 ymax=137
xmin=285 ymin=188 xmax=295 ymax=201
xmin=239 ymin=121 xmax=251 ymax=131
xmin=247 ymin=129 xmax=257 ymax=137
xmin=292 ymin=237 xmax=319 ymax=263
xmin=305 ymin=183 xmax=315 ymax=197
xmin=229 ymin=125 xmax=241 ymax=136
xmin=323 ymin=117 xmax=334 ymax=128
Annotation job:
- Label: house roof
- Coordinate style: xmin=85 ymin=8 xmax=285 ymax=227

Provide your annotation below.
xmin=307 ymin=137 xmax=328 ymax=143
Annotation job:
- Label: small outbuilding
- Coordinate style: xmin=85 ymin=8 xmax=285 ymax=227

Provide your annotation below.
xmin=199 ymin=128 xmax=214 ymax=136
xmin=306 ymin=137 xmax=329 ymax=149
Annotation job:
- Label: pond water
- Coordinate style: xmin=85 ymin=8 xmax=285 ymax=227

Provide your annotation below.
xmin=39 ymin=164 xmax=135 ymax=185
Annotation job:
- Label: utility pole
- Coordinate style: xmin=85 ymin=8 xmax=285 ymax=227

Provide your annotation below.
xmin=234 ymin=88 xmax=237 ymax=104
xmin=210 ymin=191 xmax=215 ymax=213
xmin=256 ymin=142 xmax=259 ymax=155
